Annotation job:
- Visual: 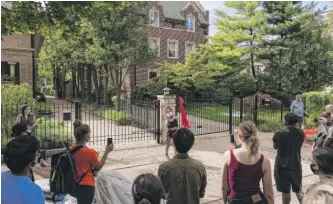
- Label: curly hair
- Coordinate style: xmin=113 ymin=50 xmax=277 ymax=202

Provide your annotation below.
xmin=73 ymin=120 xmax=90 ymax=143
xmin=284 ymin=113 xmax=299 ymax=126
xmin=3 ymin=136 xmax=39 ymax=174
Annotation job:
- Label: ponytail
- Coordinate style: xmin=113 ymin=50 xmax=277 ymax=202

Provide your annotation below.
xmin=245 ymin=136 xmax=260 ymax=156
xmin=238 ymin=121 xmax=260 ymax=156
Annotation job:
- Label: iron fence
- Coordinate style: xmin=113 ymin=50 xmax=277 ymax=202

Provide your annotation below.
xmin=2 ymin=99 xmax=160 ymax=150
xmin=182 ymin=95 xmax=293 ymax=135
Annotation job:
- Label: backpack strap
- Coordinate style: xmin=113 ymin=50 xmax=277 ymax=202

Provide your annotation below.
xmin=70 ymin=145 xmax=84 ymax=154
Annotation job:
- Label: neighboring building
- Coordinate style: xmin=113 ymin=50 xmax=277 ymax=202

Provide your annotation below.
xmin=1 ymin=32 xmax=43 ymax=94
xmin=123 ymin=1 xmax=209 ymax=94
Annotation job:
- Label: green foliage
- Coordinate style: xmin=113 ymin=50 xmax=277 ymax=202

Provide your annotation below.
xmin=1 ymin=83 xmax=36 ymax=138
xmin=132 ymin=79 xmax=165 ymax=100
xmin=95 ymin=108 xmax=132 ymax=126
xmin=304 ymin=91 xmax=331 ymax=128
xmin=40 ymin=85 xmax=54 ymax=96
xmin=259 ymin=2 xmax=333 ymax=95
xmin=36 ymin=117 xmax=74 ymax=149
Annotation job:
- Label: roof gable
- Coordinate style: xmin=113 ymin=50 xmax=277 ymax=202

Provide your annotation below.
xmin=157 ymin=1 xmax=209 ymax=26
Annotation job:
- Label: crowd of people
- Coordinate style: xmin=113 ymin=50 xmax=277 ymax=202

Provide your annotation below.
xmin=1 ymin=100 xmax=333 ymax=204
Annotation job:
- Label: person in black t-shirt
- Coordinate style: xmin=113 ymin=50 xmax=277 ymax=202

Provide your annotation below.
xmin=273 ymin=113 xmax=305 ymax=204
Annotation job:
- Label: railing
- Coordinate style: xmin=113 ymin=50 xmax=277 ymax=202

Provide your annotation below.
xmin=2 ymin=99 xmax=159 ymax=150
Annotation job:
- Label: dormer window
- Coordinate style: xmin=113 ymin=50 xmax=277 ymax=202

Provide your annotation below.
xmin=187 ymin=15 xmax=195 ymax=32
xmin=149 ymin=8 xmax=159 ymax=27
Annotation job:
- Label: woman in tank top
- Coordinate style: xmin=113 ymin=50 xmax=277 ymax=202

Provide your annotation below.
xmin=221 ymin=121 xmax=274 ymax=204
xmin=165 ymin=106 xmax=178 ymax=157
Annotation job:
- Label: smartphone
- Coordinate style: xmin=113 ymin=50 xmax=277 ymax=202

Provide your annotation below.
xmin=107 ymin=138 xmax=113 ymax=146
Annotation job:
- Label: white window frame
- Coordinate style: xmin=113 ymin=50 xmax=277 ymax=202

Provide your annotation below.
xmin=149 ymin=7 xmax=159 ymax=27
xmin=185 ymin=42 xmax=196 ymax=57
xmin=186 ymin=14 xmax=195 ymax=32
xmin=167 ymin=39 xmax=179 ymax=59
xmin=148 ymin=37 xmax=160 ymax=57
xmin=148 ymin=68 xmax=158 ymax=81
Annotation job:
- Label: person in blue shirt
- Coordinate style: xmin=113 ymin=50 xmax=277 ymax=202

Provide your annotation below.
xmin=290 ymin=95 xmax=307 ymax=128
xmin=2 ymin=135 xmax=45 ymax=204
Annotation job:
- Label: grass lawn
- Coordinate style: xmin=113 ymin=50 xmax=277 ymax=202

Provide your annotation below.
xmin=187 ymin=104 xmax=290 ymax=132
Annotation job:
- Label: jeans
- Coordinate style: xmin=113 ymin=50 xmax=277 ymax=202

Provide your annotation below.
xmin=298 ymin=117 xmax=303 ymax=129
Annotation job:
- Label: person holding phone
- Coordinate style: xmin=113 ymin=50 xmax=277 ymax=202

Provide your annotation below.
xmin=71 ymin=120 xmax=114 ymax=204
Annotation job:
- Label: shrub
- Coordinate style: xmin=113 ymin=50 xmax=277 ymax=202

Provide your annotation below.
xmin=257 ymin=120 xmax=283 ymax=132
xmin=1 ymin=83 xmax=36 ymax=138
xmin=1 ymin=117 xmax=74 ymax=149
xmin=304 ymin=92 xmax=328 ymax=128
xmin=40 ymin=85 xmax=54 ymax=96
xmin=104 ymin=109 xmax=132 ymax=125
xmin=36 ymin=117 xmax=74 ymax=149
xmin=33 ymin=103 xmax=53 ymax=116
xmin=132 ymin=79 xmax=165 ymax=100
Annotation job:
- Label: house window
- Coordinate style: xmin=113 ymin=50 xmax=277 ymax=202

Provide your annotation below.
xmin=148 ymin=38 xmax=160 ymax=57
xmin=187 ymin=15 xmax=195 ymax=32
xmin=149 ymin=8 xmax=159 ymax=27
xmin=167 ymin=40 xmax=178 ymax=59
xmin=148 ymin=69 xmax=157 ymax=81
xmin=185 ymin=42 xmax=196 ymax=57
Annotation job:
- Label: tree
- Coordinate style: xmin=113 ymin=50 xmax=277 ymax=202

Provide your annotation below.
xmin=160 ymin=2 xmax=263 ymax=97
xmin=260 ymin=1 xmax=333 ymax=94
xmin=85 ymin=2 xmax=154 ymax=109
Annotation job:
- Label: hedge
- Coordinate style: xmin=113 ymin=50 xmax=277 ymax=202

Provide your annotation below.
xmin=304 ymin=91 xmax=333 ymax=128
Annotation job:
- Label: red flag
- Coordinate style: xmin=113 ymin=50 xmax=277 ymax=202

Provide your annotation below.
xmin=179 ymin=97 xmax=190 ymax=128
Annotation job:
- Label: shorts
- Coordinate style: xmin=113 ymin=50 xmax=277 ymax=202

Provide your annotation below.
xmin=168 ymin=129 xmax=177 ymax=138
xmin=274 ymin=165 xmax=302 ymax=193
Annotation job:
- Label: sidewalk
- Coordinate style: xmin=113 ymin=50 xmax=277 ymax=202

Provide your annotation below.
xmin=1 ymin=132 xmax=318 ymax=204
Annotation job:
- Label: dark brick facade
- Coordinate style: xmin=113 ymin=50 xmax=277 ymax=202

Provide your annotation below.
xmin=124 ymin=1 xmax=209 ymax=96
xmin=1 ymin=33 xmax=34 ymax=85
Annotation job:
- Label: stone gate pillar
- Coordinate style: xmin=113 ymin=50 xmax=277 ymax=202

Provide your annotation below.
xmin=157 ymin=93 xmax=176 ymax=144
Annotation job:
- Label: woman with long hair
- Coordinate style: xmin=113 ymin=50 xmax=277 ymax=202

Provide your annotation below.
xmin=70 ymin=120 xmax=114 ymax=204
xmin=16 ymin=104 xmax=36 ymax=136
xmin=165 ymin=107 xmax=178 ymax=156
xmin=132 ymin=173 xmax=164 ymax=204
xmin=221 ymin=121 xmax=274 ymax=204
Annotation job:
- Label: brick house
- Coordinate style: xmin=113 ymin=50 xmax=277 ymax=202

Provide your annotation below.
xmin=1 ymin=33 xmax=43 ymax=95
xmin=123 ymin=1 xmax=209 ymax=95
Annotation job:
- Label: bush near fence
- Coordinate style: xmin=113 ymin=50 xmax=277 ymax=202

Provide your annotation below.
xmin=36 ymin=117 xmax=74 ymax=149
xmin=40 ymin=85 xmax=54 ymax=96
xmin=304 ymin=91 xmax=333 ymax=128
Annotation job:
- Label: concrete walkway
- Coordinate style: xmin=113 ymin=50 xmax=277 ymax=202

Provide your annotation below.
xmin=1 ymin=132 xmax=318 ymax=204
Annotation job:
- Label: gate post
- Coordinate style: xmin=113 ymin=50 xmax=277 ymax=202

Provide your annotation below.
xmin=75 ymin=100 xmax=81 ymax=120
xmin=229 ymin=96 xmax=234 ymax=144
xmin=157 ymin=93 xmax=177 ymax=144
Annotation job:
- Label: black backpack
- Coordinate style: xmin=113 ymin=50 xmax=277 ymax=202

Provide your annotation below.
xmin=49 ymin=145 xmax=88 ymax=202
xmin=314 ymin=132 xmax=333 ymax=149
